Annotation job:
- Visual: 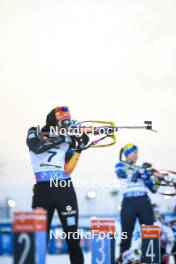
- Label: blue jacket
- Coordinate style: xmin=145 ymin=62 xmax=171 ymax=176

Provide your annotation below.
xmin=115 ymin=161 xmax=157 ymax=194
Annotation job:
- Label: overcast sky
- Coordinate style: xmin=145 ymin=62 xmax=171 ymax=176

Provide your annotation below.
xmin=0 ymin=0 xmax=176 ymax=214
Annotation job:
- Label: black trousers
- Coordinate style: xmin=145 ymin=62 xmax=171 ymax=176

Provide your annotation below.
xmin=32 ymin=179 xmax=84 ymax=264
xmin=120 ymin=194 xmax=154 ymax=255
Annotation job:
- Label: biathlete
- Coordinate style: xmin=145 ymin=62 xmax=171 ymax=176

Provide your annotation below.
xmin=26 ymin=106 xmax=89 ymax=264
xmin=153 ymin=204 xmax=175 ymax=264
xmin=115 ymin=143 xmax=161 ymax=264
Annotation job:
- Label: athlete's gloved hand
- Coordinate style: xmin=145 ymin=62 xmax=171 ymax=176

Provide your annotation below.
xmin=140 ymin=163 xmax=153 ymax=179
xmin=75 ymin=133 xmax=89 ymax=153
xmin=142 ymin=163 xmax=153 ymax=174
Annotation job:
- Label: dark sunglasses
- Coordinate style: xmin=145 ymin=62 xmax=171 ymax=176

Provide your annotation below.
xmin=58 ymin=119 xmax=72 ymax=127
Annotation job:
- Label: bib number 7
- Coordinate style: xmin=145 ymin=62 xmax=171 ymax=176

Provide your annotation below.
xmin=47 ymin=151 xmax=57 ymax=162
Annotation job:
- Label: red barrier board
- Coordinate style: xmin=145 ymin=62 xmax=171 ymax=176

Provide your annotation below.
xmin=91 ymin=218 xmax=116 ymax=234
xmin=13 ymin=209 xmax=47 ymax=233
xmin=141 ymin=225 xmax=160 ymax=239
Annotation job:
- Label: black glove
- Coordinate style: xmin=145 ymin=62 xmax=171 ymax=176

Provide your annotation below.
xmin=142 ymin=162 xmax=153 ymax=177
xmin=75 ymin=133 xmax=90 ymax=153
xmin=142 ymin=162 xmax=152 ymax=169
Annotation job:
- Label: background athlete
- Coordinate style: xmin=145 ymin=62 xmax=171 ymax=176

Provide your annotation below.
xmin=153 ymin=204 xmax=175 ymax=264
xmin=26 ymin=106 xmax=89 ymax=264
xmin=115 ymin=143 xmax=161 ymax=264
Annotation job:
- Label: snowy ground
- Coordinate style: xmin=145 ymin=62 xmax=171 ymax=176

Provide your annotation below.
xmin=0 ymin=253 xmax=91 ymax=264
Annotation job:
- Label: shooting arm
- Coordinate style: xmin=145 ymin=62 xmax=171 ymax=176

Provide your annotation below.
xmin=65 ymin=139 xmax=82 ymax=176
xmin=26 ymin=127 xmax=67 ymax=154
xmin=65 ymin=150 xmax=81 ymax=176
xmin=64 ymin=134 xmax=89 ymax=175
xmin=140 ymin=169 xmax=158 ymax=193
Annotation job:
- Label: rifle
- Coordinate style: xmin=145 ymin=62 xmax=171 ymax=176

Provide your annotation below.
xmin=69 ymin=120 xmax=157 ymax=150
xmin=37 ymin=120 xmax=157 ymax=150
xmin=155 ymin=170 xmax=176 ymax=196
xmin=143 ymin=164 xmax=176 ymax=196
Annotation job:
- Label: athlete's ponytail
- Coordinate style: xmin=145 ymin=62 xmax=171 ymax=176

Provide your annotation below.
xmin=119 ymin=147 xmax=124 ymax=161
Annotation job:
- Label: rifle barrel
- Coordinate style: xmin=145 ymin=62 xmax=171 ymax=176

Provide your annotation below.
xmin=114 ymin=125 xmax=151 ymax=130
